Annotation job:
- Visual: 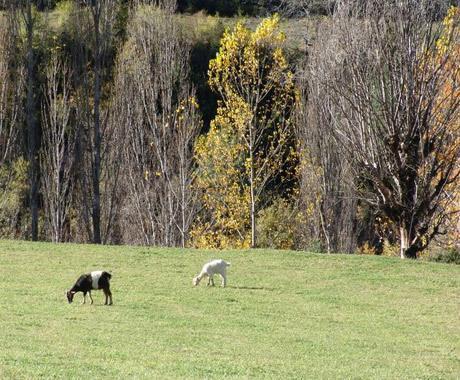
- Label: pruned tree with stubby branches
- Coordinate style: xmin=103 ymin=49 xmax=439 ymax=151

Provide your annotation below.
xmin=313 ymin=1 xmax=460 ymax=258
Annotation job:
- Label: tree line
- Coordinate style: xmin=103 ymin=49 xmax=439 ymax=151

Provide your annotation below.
xmin=0 ymin=0 xmax=458 ymax=259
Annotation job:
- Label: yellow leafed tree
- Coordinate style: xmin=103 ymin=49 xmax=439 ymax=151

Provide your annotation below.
xmin=191 ymin=15 xmax=296 ymax=249
xmin=432 ymin=7 xmax=460 ymax=247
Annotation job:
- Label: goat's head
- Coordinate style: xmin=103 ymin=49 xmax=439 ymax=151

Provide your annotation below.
xmin=66 ymin=290 xmax=76 ymax=303
xmin=192 ymin=276 xmax=201 ymax=286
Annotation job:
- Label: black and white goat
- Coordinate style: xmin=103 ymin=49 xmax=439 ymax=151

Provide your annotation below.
xmin=66 ymin=271 xmax=113 ymax=305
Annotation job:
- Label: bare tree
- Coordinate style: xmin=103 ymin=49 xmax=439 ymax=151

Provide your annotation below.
xmin=98 ymin=57 xmax=130 ymax=244
xmin=277 ymin=0 xmax=335 ymax=17
xmin=71 ymin=0 xmax=117 ymax=243
xmin=315 ymin=1 xmax=460 ymax=258
xmin=119 ymin=3 xmax=200 ymax=246
xmin=40 ymin=56 xmax=75 ymax=242
xmin=87 ymin=0 xmax=116 ymax=244
xmin=296 ymin=54 xmax=358 ymax=253
xmin=0 ymin=14 xmax=23 ymax=168
xmin=0 ymin=11 xmax=25 ymax=229
xmin=7 ymin=0 xmax=41 ymax=240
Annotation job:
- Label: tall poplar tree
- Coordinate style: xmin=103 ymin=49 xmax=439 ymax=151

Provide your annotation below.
xmin=193 ymin=15 xmax=295 ymax=248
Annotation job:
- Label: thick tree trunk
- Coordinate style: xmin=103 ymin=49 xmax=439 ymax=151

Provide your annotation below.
xmin=399 ymin=225 xmax=409 ymax=259
xmin=319 ymin=202 xmax=331 ymax=254
xmin=399 ymin=224 xmax=417 ymax=259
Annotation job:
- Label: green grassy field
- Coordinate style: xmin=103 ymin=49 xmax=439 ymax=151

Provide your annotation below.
xmin=0 ymin=240 xmax=458 ymax=379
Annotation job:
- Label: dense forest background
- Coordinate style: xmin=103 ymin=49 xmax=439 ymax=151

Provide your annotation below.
xmin=0 ymin=0 xmax=458 ymax=260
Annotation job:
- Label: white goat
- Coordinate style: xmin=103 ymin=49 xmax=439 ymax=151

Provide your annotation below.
xmin=193 ymin=259 xmax=231 ymax=287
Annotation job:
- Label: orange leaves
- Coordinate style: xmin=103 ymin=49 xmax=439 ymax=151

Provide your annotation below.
xmin=430 ymin=7 xmax=460 ymax=247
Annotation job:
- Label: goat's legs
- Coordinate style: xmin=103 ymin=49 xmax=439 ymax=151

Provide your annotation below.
xmin=221 ymin=273 xmax=227 ymax=287
xmin=88 ymin=291 xmax=94 ymax=305
xmin=207 ymin=275 xmax=215 ymax=286
xmin=82 ymin=292 xmax=87 ymax=304
xmin=103 ymin=288 xmax=113 ymax=305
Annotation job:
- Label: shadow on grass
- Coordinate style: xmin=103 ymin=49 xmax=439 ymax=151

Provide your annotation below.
xmin=226 ymin=285 xmax=275 ymax=291
xmin=67 ymin=303 xmax=114 ymax=307
xmin=85 ymin=303 xmax=116 ymax=307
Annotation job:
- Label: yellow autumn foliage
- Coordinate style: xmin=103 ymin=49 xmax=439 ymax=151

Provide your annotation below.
xmin=434 ymin=7 xmax=460 ymax=247
xmin=191 ymin=15 xmax=296 ymax=249
xmin=192 ymin=107 xmax=252 ymax=249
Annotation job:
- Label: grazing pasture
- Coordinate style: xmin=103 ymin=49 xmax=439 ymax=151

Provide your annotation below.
xmin=0 ymin=240 xmax=458 ymax=379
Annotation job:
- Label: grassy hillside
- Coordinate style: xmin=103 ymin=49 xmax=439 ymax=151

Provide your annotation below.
xmin=0 ymin=240 xmax=459 ymax=378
